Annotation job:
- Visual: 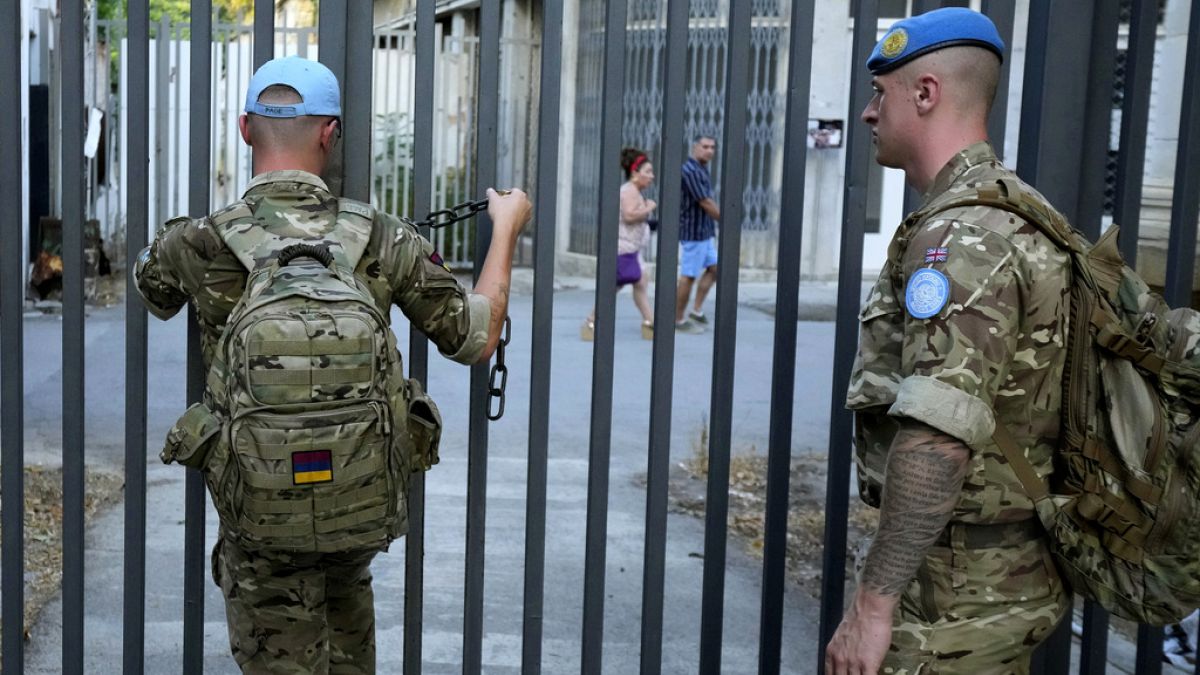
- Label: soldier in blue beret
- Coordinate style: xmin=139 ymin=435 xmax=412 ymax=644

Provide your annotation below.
xmin=827 ymin=7 xmax=1072 ymax=675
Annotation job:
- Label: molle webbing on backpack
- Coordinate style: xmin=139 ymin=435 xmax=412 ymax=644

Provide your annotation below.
xmin=914 ymin=177 xmax=1200 ymax=625
xmin=198 ymin=195 xmax=412 ymax=554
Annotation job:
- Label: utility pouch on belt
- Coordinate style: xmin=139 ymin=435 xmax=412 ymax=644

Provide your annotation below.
xmin=162 ymin=402 xmax=222 ymax=469
xmin=406 ymin=378 xmax=442 ymax=472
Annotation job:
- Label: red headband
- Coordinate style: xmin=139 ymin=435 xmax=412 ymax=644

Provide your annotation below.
xmin=630 ymin=154 xmax=648 ymax=173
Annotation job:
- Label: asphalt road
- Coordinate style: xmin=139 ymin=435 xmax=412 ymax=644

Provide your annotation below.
xmin=16 ymin=276 xmax=841 ymax=673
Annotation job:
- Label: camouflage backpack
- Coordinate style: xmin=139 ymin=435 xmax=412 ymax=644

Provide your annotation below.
xmin=918 ymin=177 xmax=1200 ymax=625
xmin=196 ymin=197 xmax=412 ymax=554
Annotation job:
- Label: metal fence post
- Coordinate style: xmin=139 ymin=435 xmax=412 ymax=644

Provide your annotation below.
xmin=980 ymin=0 xmax=1015 ymax=161
xmin=579 ymin=0 xmax=627 ymax=671
xmin=464 ymin=2 xmax=501 ymax=672
xmin=758 ymin=1 xmax=815 ymax=672
xmin=639 ymin=0 xmax=688 ymax=671
xmin=61 ymin=1 xmax=87 ymax=672
xmin=184 ymin=3 xmax=214 ymax=673
xmin=342 ymin=2 xmax=372 ymax=202
xmin=697 ymin=0 xmax=755 ymax=669
xmin=817 ymin=2 xmax=878 ymax=670
xmin=1162 ymin=0 xmax=1200 ymax=312
xmin=123 ymin=2 xmax=151 ymax=673
xmin=318 ymin=2 xmax=346 ymax=197
xmin=0 ymin=0 xmax=25 ymax=667
xmin=254 ymin=0 xmax=274 ymax=68
xmin=522 ymin=0 xmax=564 ymax=672
xmin=405 ymin=2 xmax=436 ymax=672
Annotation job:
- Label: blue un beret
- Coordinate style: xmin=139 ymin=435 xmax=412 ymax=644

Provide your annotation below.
xmin=867 ymin=7 xmax=1004 ymax=75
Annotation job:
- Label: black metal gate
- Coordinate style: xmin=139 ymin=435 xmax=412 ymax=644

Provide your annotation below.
xmin=2 ymin=0 xmax=1200 ymax=674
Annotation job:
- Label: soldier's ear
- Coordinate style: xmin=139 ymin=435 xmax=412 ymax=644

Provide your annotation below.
xmin=239 ymin=114 xmax=253 ymax=146
xmin=914 ymin=73 xmax=941 ymax=115
xmin=320 ymin=118 xmax=341 ymax=151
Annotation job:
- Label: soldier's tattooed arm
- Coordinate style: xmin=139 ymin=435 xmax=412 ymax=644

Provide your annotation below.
xmin=473 ymin=188 xmax=531 ymax=362
xmin=861 ymin=420 xmax=971 ymax=596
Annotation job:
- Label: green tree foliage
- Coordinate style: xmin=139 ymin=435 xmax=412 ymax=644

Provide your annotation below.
xmin=96 ymin=0 xmax=258 ymax=24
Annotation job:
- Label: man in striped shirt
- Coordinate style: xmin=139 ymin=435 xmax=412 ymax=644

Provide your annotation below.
xmin=675 ymin=135 xmax=721 ymax=333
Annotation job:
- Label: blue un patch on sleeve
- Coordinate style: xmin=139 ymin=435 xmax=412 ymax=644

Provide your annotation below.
xmin=906 ymin=268 xmax=950 ymax=319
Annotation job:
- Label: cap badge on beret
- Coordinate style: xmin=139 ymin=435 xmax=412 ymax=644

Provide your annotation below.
xmin=880 ymin=29 xmax=908 ymax=58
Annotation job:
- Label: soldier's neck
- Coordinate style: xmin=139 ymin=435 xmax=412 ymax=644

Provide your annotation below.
xmin=252 ymin=154 xmax=325 ymax=178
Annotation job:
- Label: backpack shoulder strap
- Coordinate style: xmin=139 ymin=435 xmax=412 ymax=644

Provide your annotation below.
xmin=916 ymin=177 xmax=1081 ymax=255
xmin=333 ymin=198 xmax=375 ymax=270
xmin=208 ymin=197 xmax=376 ymax=274
xmin=209 ymin=200 xmax=261 ymax=272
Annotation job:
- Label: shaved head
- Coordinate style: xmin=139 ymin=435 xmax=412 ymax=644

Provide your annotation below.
xmin=899 ymin=45 xmax=1001 ymax=120
xmin=245 ymin=85 xmax=336 ymax=151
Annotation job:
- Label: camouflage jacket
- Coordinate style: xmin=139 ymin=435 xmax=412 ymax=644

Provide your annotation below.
xmin=134 ymin=170 xmax=490 ymax=369
xmin=846 ymin=142 xmax=1071 ymax=523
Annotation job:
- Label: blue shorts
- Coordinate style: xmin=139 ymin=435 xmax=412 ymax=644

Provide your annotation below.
xmin=680 ymin=238 xmax=718 ymax=278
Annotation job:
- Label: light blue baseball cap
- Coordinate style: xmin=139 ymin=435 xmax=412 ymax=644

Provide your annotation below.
xmin=244 ymin=56 xmax=342 ymax=118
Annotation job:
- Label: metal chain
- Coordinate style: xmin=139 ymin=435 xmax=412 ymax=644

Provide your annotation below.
xmin=405 ymin=191 xmax=513 ymax=421
xmin=486 ymin=316 xmax=510 ymax=421
xmin=404 ymin=190 xmax=510 ymax=230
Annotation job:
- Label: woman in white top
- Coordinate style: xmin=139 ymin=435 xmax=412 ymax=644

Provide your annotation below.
xmin=582 ymin=147 xmax=657 ymax=340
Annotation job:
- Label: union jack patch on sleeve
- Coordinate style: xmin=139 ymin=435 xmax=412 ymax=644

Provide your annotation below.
xmin=924 ymin=247 xmax=949 ymax=263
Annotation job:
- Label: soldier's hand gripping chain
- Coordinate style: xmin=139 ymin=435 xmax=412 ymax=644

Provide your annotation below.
xmin=407 ymin=188 xmax=530 ymax=420
xmin=471 ymin=188 xmax=531 ymax=420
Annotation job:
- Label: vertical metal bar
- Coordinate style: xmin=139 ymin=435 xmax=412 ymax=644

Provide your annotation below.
xmin=1102 ymin=5 xmax=1165 ymax=665
xmin=697 ymin=0 xmax=754 ymax=669
xmin=183 ymin=3 xmax=213 ymax=674
xmin=1073 ymin=0 xmax=1119 ymax=241
xmin=254 ymin=0 xmax=273 ymax=69
xmin=157 ymin=15 xmax=171 ymax=228
xmin=61 ymin=0 xmax=87 ymax=671
xmin=404 ymin=2 xmax=435 ymax=674
xmin=1134 ymin=623 xmax=1164 ymax=675
xmin=464 ymin=3 xmax=501 ymax=673
xmin=981 ymin=0 xmax=1015 ymax=160
xmin=580 ymin=1 xmax=627 ymax=671
xmin=817 ymin=2 xmax=878 ymax=671
xmin=1015 ymin=0 xmax=1050 ymax=188
xmin=173 ymin=23 xmax=183 ymax=217
xmin=901 ymin=0 xmax=941 ymax=215
xmin=1078 ymin=602 xmax=1110 ymax=675
xmin=1163 ymin=0 xmax=1200 ymax=310
xmin=88 ymin=0 xmax=98 ymax=223
xmin=1114 ymin=0 xmax=1158 ymax=261
xmin=1018 ymin=4 xmax=1099 ymax=672
xmin=343 ymin=2 xmax=372 ymax=201
xmin=0 ymin=1 xmax=23 ymax=670
xmin=1030 ymin=614 xmax=1072 ymax=675
xmin=210 ymin=26 xmax=220 ymax=208
xmin=1016 ymin=0 xmax=1095 ymax=225
xmin=638 ymin=0 xmax=688 ymax=671
xmin=123 ymin=1 xmax=151 ymax=674
xmin=521 ymin=0 xmax=563 ymax=671
xmin=318 ymin=1 xmax=346 ymax=196
xmin=757 ymin=1 xmax=814 ymax=673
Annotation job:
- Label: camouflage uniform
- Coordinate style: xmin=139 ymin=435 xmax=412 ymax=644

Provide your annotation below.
xmin=136 ymin=170 xmax=490 ymax=674
xmin=846 ymin=142 xmax=1072 ymax=673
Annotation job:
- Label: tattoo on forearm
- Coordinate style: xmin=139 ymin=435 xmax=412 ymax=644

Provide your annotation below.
xmin=860 ymin=425 xmax=969 ymax=597
xmin=490 ymin=282 xmax=509 ymax=332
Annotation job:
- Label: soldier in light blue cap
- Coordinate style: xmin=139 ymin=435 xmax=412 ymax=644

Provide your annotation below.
xmin=136 ymin=55 xmax=532 ymax=674
xmin=827 ymin=7 xmax=1072 ymax=675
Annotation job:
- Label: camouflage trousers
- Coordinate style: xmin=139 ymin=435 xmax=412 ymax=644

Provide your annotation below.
xmin=212 ymin=535 xmax=380 ymax=674
xmin=881 ymin=525 xmax=1070 ymax=674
